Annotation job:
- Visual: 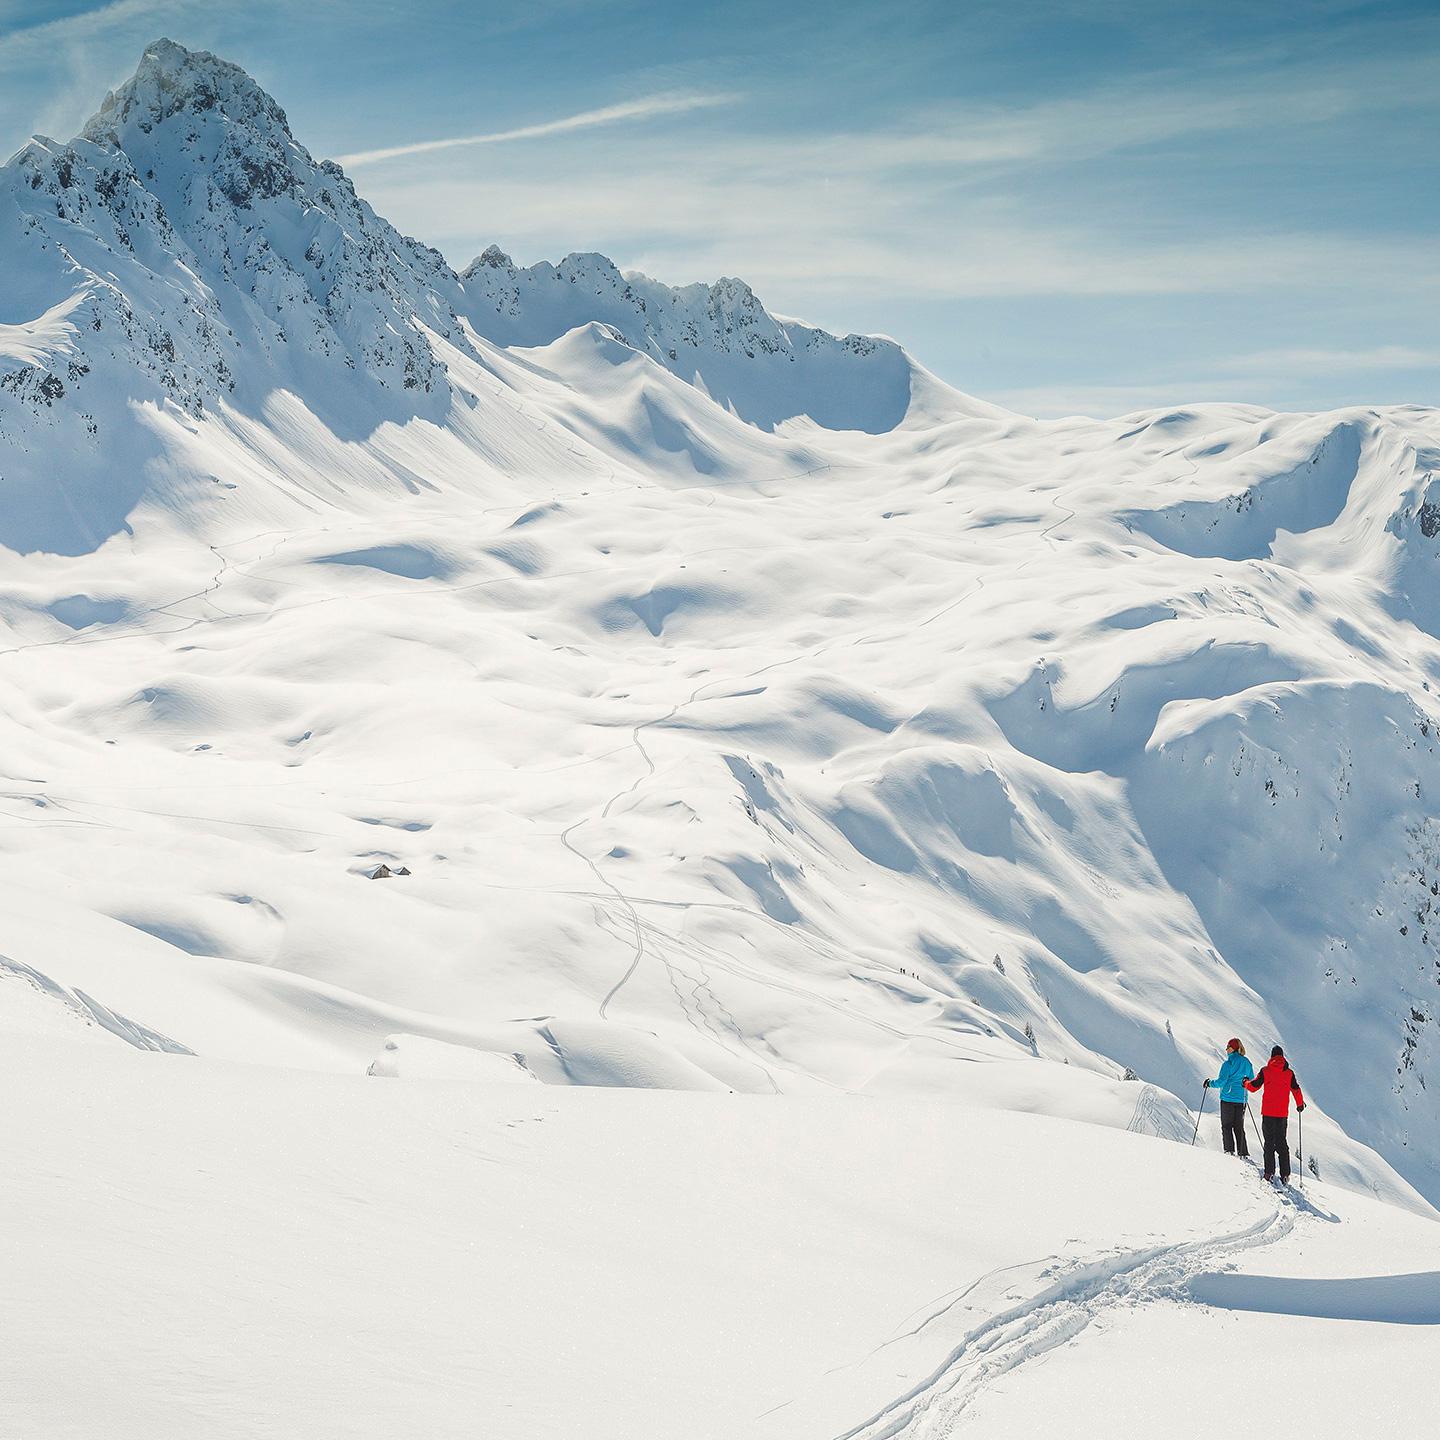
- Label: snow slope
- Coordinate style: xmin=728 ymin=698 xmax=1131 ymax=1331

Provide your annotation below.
xmin=4 ymin=1035 xmax=1436 ymax=1439
xmin=961 ymin=1176 xmax=1440 ymax=1439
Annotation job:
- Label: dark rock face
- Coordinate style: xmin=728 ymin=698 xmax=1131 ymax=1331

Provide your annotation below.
xmin=0 ymin=368 xmax=65 ymax=408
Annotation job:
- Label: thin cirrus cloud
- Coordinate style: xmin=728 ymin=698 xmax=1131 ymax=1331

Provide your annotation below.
xmin=351 ymin=40 xmax=1440 ymax=305
xmin=1217 ymin=346 xmax=1440 ymax=376
xmin=0 ymin=0 xmax=177 ymax=63
xmin=334 ymin=90 xmax=737 ymax=168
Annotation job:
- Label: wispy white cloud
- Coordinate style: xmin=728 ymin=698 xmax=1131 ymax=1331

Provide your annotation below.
xmin=0 ymin=0 xmax=198 ymax=146
xmin=993 ymin=348 xmax=1440 ymax=419
xmin=347 ymin=39 xmax=1440 ymax=308
xmin=368 ymin=152 xmax=1440 ymax=304
xmin=335 ymin=90 xmax=737 ymax=168
xmin=0 ymin=0 xmax=171 ymax=64
xmin=1216 ymin=345 xmax=1440 ymax=376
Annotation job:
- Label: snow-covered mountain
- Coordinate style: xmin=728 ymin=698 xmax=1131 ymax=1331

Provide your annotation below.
xmin=0 ymin=34 xmax=959 ymax=556
xmin=0 ymin=38 xmax=496 ymax=552
xmin=459 ymin=245 xmax=969 ymax=432
xmin=2 ymin=36 xmax=1438 ymax=1228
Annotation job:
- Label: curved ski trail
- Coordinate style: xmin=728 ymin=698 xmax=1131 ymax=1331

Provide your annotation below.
xmin=835 ymin=1202 xmax=1296 ymax=1439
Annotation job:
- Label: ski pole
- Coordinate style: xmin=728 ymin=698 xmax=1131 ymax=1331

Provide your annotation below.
xmin=1191 ymin=1084 xmax=1208 ymax=1146
xmin=1296 ymin=1107 xmax=1304 ymax=1189
xmin=1246 ymin=1101 xmax=1262 ymax=1149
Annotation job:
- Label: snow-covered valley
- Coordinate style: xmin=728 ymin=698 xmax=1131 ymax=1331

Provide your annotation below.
xmin=2 ymin=38 xmax=1438 ymax=1436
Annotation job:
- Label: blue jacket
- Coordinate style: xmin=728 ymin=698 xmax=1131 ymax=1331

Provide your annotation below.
xmin=1208 ymin=1051 xmax=1255 ymax=1103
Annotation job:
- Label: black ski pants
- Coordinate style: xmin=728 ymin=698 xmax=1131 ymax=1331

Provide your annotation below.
xmin=1220 ymin=1100 xmax=1249 ymax=1157
xmin=1262 ymin=1114 xmax=1291 ymax=1180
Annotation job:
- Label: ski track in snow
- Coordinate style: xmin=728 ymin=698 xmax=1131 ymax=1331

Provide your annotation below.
xmin=0 ymin=952 xmax=193 ymax=1053
xmin=572 ymin=457 xmax=1089 ymax=1030
xmin=832 ymin=1198 xmax=1299 ymax=1439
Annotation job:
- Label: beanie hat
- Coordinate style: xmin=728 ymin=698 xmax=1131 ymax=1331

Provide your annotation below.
xmin=1271 ymin=1044 xmax=1285 ymax=1058
xmin=1227 ymin=1037 xmax=1243 ymax=1053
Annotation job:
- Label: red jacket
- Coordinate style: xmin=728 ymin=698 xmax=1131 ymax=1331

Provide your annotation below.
xmin=1245 ymin=1056 xmax=1305 ymax=1117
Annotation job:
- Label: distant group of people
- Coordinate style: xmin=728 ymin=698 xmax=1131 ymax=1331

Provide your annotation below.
xmin=1204 ymin=1038 xmax=1305 ymax=1184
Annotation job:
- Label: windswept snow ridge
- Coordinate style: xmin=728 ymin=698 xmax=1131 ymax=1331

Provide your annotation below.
xmin=0 ymin=40 xmax=1438 ymax=1220
xmin=459 ymin=245 xmax=973 ymax=432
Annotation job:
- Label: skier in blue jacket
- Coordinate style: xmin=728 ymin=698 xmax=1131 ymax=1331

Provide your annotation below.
xmin=1204 ymin=1038 xmax=1255 ymax=1158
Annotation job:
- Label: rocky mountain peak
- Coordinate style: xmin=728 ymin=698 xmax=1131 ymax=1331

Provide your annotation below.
xmin=79 ymin=38 xmax=313 ymax=218
xmin=464 ymin=244 xmax=516 ymax=275
xmin=4 ymin=39 xmax=479 ymax=413
xmin=82 ymin=38 xmax=294 ymax=151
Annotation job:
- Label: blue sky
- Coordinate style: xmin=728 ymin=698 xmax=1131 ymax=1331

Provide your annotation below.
xmin=1 ymin=0 xmax=1437 ymax=416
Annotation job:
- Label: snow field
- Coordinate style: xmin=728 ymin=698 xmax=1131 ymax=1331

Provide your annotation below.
xmin=10 ymin=1039 xmax=1412 ymax=1440
xmin=2 ymin=384 xmax=1435 ymax=1202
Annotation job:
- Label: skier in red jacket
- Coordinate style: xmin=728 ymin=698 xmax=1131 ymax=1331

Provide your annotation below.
xmin=1244 ymin=1044 xmax=1306 ymax=1184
